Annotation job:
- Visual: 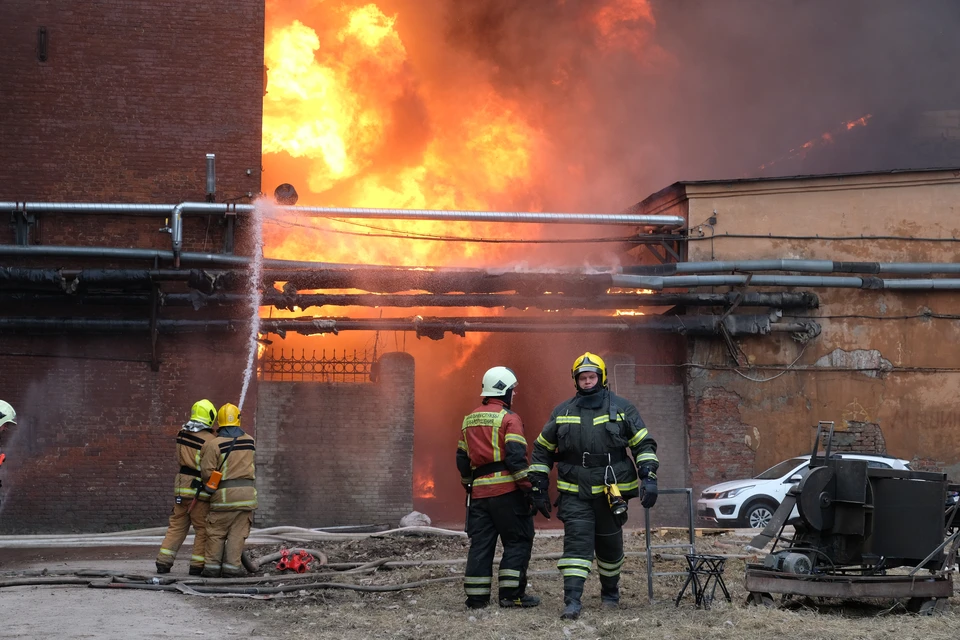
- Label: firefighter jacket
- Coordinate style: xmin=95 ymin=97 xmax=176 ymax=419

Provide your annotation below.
xmin=200 ymin=426 xmax=258 ymax=512
xmin=456 ymin=398 xmax=533 ymax=500
xmin=174 ymin=425 xmax=216 ymax=502
xmin=529 ymin=388 xmax=658 ymax=500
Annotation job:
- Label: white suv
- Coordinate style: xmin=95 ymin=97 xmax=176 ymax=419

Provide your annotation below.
xmin=697 ymin=453 xmax=912 ymax=529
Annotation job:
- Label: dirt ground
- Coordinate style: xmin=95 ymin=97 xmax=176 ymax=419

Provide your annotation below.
xmin=1 ymin=529 xmax=958 ymax=640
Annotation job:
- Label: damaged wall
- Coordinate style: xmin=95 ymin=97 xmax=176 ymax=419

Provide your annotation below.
xmin=668 ymin=169 xmax=960 ymax=494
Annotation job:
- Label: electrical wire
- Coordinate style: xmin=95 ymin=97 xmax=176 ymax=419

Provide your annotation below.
xmin=263 ymin=216 xmax=638 ymax=244
xmin=732 ymin=343 xmax=808 ymax=383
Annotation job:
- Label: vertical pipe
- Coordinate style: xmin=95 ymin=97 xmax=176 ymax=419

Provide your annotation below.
xmin=205 ymin=154 xmax=217 ymax=202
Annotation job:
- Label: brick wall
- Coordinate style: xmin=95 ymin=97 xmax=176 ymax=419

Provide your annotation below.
xmin=254 ymin=352 xmax=415 ymax=527
xmin=606 ymin=353 xmax=689 ymax=528
xmin=0 ymin=0 xmax=264 ymax=207
xmin=0 ymin=0 xmax=264 ymax=532
xmin=686 ymin=385 xmax=755 ymax=500
xmin=0 ymin=333 xmax=250 ymax=533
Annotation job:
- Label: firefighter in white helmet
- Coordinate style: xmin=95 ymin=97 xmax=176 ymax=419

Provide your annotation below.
xmin=156 ymin=399 xmax=218 ymax=575
xmin=0 ymin=400 xmax=16 ymax=476
xmin=0 ymin=400 xmax=15 ymax=430
xmin=529 ymin=352 xmax=659 ymax=620
xmin=456 ymin=366 xmax=540 ymax=609
xmin=200 ymin=403 xmax=257 ymax=578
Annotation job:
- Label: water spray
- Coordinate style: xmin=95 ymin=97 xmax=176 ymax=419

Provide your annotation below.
xmin=237 ymin=201 xmax=265 ymax=411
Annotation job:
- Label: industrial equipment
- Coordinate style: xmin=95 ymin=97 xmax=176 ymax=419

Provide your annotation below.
xmin=747 ymin=421 xmax=959 ymax=614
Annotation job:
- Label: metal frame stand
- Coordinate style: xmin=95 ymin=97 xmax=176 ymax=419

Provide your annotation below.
xmin=644 ymin=487 xmax=696 ymax=601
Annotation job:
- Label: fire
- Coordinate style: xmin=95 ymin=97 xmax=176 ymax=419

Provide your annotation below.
xmin=757 ymin=114 xmax=873 ymax=173
xmin=414 ymin=468 xmax=436 ymax=499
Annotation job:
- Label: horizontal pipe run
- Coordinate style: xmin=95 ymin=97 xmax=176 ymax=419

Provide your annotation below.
xmin=261 ymin=291 xmax=820 ymax=311
xmin=0 ymin=315 xmax=818 ymax=338
xmin=0 ymin=202 xmax=686 ymax=228
xmin=625 ymin=259 xmax=960 ymax=276
xmin=612 ymin=274 xmax=960 ymax=291
xmin=0 ymin=291 xmax=821 ymax=311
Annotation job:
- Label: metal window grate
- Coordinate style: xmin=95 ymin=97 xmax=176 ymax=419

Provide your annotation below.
xmin=259 ymin=348 xmax=376 ymax=383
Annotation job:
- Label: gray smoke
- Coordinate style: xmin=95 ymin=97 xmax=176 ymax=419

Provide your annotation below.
xmin=437 ymin=0 xmax=960 ymax=208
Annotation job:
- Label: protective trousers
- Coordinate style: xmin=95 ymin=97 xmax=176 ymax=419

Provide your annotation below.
xmin=556 ymin=494 xmax=625 ymax=606
xmin=202 ymin=510 xmax=253 ymax=578
xmin=464 ymin=490 xmax=534 ymax=606
xmin=156 ymin=500 xmax=211 ymax=571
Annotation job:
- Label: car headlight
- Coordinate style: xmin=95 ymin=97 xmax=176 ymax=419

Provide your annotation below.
xmin=718 ymin=486 xmax=754 ymax=499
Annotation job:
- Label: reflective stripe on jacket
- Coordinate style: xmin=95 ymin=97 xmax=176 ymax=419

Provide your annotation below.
xmin=456 ymin=398 xmax=532 ymax=500
xmin=200 ymin=427 xmax=258 ymax=511
xmin=174 ymin=429 xmax=216 ymax=501
xmin=530 ymin=389 xmax=658 ymax=500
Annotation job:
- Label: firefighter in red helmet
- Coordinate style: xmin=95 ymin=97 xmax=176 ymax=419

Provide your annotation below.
xmin=529 ymin=352 xmax=659 ymax=620
xmin=456 ymin=366 xmax=540 ymax=609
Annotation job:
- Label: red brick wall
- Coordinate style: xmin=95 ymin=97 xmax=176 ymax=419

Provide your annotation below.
xmin=685 ymin=385 xmax=756 ymax=496
xmin=0 ymin=0 xmax=264 ymax=532
xmin=0 ymin=333 xmax=251 ymax=533
xmin=0 ymin=0 xmax=264 ymax=206
xmin=254 ymin=353 xmax=415 ymax=527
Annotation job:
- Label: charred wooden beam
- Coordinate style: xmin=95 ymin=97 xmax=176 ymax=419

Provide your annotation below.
xmin=258 ymin=268 xmax=616 ymax=296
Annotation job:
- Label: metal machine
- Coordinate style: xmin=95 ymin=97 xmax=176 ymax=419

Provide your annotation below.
xmin=746 ymin=421 xmax=959 ymax=613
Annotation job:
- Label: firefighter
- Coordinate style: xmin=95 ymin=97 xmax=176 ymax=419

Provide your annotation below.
xmin=529 ymin=352 xmax=659 ymax=620
xmin=456 ymin=366 xmax=541 ymax=609
xmin=0 ymin=400 xmax=15 ymax=430
xmin=200 ymin=403 xmax=257 ymax=578
xmin=155 ymin=399 xmax=218 ymax=575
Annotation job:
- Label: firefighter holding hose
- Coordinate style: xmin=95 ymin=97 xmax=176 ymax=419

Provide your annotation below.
xmin=156 ymin=399 xmax=218 ymax=575
xmin=529 ymin=352 xmax=659 ymax=620
xmin=456 ymin=366 xmax=540 ymax=610
xmin=200 ymin=403 xmax=257 ymax=578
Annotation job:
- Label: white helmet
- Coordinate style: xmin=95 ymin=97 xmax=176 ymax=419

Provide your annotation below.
xmin=0 ymin=400 xmax=16 ymax=429
xmin=480 ymin=366 xmax=518 ymax=398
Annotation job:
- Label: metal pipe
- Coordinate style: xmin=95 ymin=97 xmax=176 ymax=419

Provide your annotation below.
xmin=0 ymin=291 xmax=820 ymax=311
xmin=611 ymin=274 xmax=960 ymax=291
xmin=0 ymin=201 xmax=687 ymax=228
xmin=625 ymin=259 xmax=960 ymax=276
xmin=205 ymin=154 xmax=216 ymax=200
xmin=0 ymin=314 xmax=817 ymax=338
xmin=261 ymin=291 xmax=820 ymax=311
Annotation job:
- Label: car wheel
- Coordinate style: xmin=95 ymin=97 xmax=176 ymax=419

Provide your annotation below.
xmin=744 ymin=501 xmax=777 ymax=529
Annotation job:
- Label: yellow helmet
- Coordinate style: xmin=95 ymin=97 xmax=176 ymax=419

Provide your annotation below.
xmin=572 ymin=352 xmax=607 ymax=388
xmin=217 ymin=403 xmax=241 ymax=427
xmin=190 ymin=399 xmax=217 ymax=427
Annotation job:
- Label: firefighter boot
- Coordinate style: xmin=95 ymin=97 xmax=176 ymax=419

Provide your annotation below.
xmin=600 ymin=575 xmax=620 ymax=610
xmin=560 ymin=579 xmax=584 ymax=620
xmin=155 ymin=563 xmax=172 ymax=574
xmin=499 ymin=593 xmax=541 ymax=608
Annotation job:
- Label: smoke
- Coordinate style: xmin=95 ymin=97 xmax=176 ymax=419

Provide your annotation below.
xmin=432 ymin=0 xmax=960 ymax=202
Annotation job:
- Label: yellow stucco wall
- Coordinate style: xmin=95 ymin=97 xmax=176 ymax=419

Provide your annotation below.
xmin=677 ymin=169 xmax=960 ymax=479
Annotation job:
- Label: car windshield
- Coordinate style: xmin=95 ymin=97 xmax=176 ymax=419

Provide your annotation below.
xmin=755 ymin=457 xmax=807 ymax=480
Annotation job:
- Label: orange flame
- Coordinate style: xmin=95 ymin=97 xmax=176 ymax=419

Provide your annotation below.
xmin=756 ymin=114 xmax=873 ymax=172
xmin=414 ymin=468 xmax=436 ymax=499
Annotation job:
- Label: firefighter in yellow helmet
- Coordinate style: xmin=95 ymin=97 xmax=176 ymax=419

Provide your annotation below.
xmin=199 ymin=403 xmax=258 ymax=578
xmin=156 ymin=399 xmax=218 ymax=575
xmin=529 ymin=352 xmax=659 ymax=620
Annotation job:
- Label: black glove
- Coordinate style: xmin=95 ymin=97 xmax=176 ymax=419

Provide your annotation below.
xmin=529 ymin=474 xmax=552 ymax=519
xmin=640 ymin=469 xmax=658 ymax=509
